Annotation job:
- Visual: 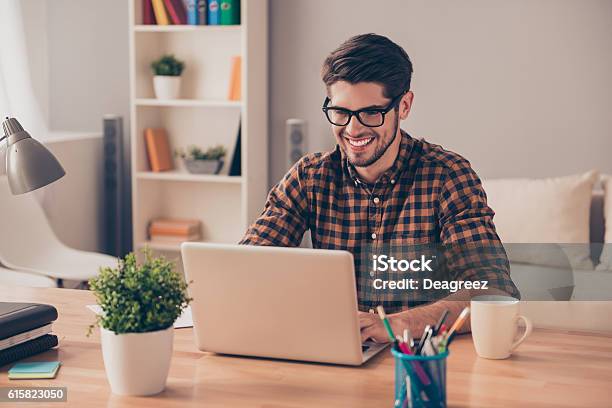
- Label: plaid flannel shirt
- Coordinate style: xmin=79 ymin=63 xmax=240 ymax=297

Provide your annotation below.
xmin=240 ymin=131 xmax=519 ymax=312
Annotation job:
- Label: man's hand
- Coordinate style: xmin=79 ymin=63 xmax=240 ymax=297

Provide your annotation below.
xmin=359 ymin=298 xmax=472 ymax=344
xmin=358 ymin=311 xmax=404 ymax=343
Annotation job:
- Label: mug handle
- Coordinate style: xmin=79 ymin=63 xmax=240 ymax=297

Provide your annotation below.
xmin=510 ymin=315 xmax=533 ymax=352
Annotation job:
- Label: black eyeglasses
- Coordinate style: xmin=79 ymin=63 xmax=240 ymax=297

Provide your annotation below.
xmin=322 ymin=92 xmax=406 ymax=127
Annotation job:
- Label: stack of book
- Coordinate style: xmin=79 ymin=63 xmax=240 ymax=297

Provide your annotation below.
xmin=148 ymin=218 xmax=202 ymax=244
xmin=0 ymin=303 xmax=59 ymax=366
xmin=144 ymin=0 xmax=240 ymax=26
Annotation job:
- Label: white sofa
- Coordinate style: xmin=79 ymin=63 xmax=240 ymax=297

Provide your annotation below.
xmin=484 ymin=174 xmax=612 ymax=333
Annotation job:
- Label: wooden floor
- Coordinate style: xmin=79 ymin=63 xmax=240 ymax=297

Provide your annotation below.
xmin=1 ymin=287 xmax=611 ymax=407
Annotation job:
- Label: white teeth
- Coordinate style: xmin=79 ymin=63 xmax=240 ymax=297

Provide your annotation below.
xmin=347 ymin=137 xmax=373 ymax=147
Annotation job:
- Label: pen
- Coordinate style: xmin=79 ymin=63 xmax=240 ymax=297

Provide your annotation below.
xmin=445 ymin=307 xmax=470 ymax=346
xmin=416 ymin=325 xmax=431 ymax=354
xmin=376 ymin=305 xmax=397 ymax=343
xmin=433 ymin=309 xmax=449 ymax=336
xmin=437 ymin=334 xmax=448 ymax=353
xmin=420 ymin=328 xmax=434 ymax=356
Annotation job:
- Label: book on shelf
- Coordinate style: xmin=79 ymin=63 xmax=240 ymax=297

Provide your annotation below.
xmin=220 ymin=0 xmax=240 ymax=25
xmin=228 ymin=56 xmax=242 ymax=101
xmin=229 ymin=118 xmax=241 ymax=176
xmin=149 ymin=218 xmax=202 ymax=236
xmin=208 ymin=0 xmax=220 ymax=25
xmin=149 ymin=233 xmax=202 ymax=244
xmin=143 ymin=0 xmax=157 ymax=24
xmin=144 ymin=128 xmax=174 ymax=172
xmin=151 ymin=0 xmax=170 ymax=25
xmin=197 ymin=0 xmax=207 ymax=25
xmin=164 ymin=0 xmax=187 ymax=25
xmin=185 ymin=0 xmax=197 ymax=24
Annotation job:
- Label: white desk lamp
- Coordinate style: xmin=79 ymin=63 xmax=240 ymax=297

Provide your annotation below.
xmin=1 ymin=117 xmax=65 ymax=194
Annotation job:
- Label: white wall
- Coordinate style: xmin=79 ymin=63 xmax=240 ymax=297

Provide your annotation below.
xmin=21 ymin=0 xmax=49 ymax=126
xmin=269 ymin=0 xmax=612 ymax=184
xmin=46 ymin=0 xmax=129 ymax=132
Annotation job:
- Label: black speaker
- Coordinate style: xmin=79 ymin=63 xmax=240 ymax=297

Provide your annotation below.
xmin=103 ymin=115 xmax=123 ymax=257
xmin=286 ymin=118 xmax=307 ymax=169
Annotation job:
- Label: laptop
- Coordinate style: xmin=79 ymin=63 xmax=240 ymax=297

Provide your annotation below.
xmin=181 ymin=242 xmax=388 ymax=365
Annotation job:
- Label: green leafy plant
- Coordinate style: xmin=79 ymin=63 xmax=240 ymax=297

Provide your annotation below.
xmin=175 ymin=145 xmax=226 ymax=161
xmin=88 ymin=249 xmax=191 ymax=335
xmin=150 ymin=54 xmax=185 ymax=76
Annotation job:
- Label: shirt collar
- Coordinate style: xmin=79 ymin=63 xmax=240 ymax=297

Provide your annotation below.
xmin=342 ymin=130 xmax=414 ymax=185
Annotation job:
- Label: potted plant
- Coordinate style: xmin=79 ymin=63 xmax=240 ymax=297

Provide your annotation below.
xmin=150 ymin=54 xmax=185 ymax=100
xmin=176 ymin=145 xmax=226 ymax=175
xmin=89 ymin=249 xmax=190 ymax=396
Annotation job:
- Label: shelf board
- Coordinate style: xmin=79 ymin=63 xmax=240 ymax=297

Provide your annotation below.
xmin=133 ymin=25 xmax=241 ymax=33
xmin=136 ymin=241 xmax=186 ymax=252
xmin=135 ymin=98 xmax=242 ymax=108
xmin=136 ymin=171 xmax=243 ymax=184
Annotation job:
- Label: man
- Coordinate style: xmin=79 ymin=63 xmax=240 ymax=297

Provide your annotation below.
xmin=240 ymin=33 xmax=518 ymax=343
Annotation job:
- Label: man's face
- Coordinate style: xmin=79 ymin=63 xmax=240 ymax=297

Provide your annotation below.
xmin=327 ymin=81 xmax=402 ymax=168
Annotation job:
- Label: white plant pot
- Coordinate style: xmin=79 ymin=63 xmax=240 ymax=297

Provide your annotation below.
xmin=153 ymin=76 xmax=181 ymax=100
xmin=100 ymin=326 xmax=174 ymax=396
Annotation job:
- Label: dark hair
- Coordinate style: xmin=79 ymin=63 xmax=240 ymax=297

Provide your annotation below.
xmin=321 ymin=33 xmax=413 ymax=99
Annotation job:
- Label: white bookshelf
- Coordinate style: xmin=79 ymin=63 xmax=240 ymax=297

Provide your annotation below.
xmin=134 ymin=98 xmax=242 ymax=108
xmin=128 ymin=0 xmax=268 ymax=256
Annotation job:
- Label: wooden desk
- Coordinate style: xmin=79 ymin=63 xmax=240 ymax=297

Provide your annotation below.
xmin=1 ymin=287 xmax=611 ymax=407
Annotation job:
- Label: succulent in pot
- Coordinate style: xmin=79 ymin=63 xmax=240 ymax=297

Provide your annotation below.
xmin=150 ymin=54 xmax=185 ymax=100
xmin=176 ymin=145 xmax=226 ymax=175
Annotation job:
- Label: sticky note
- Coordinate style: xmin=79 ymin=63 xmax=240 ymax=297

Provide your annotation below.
xmin=8 ymin=361 xmax=61 ymax=379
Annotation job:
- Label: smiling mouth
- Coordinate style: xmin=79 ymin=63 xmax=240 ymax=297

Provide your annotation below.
xmin=345 ymin=136 xmax=374 ymax=147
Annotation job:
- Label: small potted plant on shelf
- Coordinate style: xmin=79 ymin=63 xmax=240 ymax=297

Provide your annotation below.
xmin=89 ymin=249 xmax=190 ymax=396
xmin=150 ymin=54 xmax=185 ymax=100
xmin=176 ymin=144 xmax=226 ymax=175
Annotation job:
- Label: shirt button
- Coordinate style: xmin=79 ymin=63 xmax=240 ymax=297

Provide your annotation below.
xmin=390 ymin=179 xmax=396 ymax=184
xmin=371 ymin=233 xmax=377 ymax=240
xmin=373 ymin=197 xmax=380 ymax=204
xmin=370 ymin=271 xmax=375 ymax=277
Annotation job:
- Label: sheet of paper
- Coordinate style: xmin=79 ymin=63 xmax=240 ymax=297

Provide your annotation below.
xmin=86 ymin=305 xmax=193 ymax=329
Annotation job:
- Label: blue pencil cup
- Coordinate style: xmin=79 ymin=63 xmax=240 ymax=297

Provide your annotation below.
xmin=392 ymin=347 xmax=449 ymax=408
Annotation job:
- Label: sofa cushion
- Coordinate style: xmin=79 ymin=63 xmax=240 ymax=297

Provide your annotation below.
xmin=482 ymin=171 xmax=598 ymax=269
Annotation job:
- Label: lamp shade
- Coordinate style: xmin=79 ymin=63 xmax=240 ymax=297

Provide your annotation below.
xmin=2 ymin=117 xmax=65 ymax=195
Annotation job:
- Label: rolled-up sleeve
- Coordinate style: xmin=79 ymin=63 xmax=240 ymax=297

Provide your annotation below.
xmin=239 ymin=161 xmax=309 ymax=247
xmin=438 ymin=159 xmax=520 ymax=299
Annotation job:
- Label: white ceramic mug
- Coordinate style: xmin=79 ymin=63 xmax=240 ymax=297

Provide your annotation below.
xmin=470 ymin=295 xmax=532 ymax=359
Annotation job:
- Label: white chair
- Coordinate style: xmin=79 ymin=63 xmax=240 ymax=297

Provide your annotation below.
xmin=0 ymin=264 xmax=56 ymax=287
xmin=0 ymin=176 xmax=117 ymax=287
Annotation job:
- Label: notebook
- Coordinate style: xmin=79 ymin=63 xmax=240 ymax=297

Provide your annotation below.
xmin=0 ymin=303 xmax=58 ymax=340
xmin=0 ymin=335 xmax=59 ymax=367
xmin=0 ymin=323 xmax=52 ymax=351
xmin=8 ymin=361 xmax=61 ymax=379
